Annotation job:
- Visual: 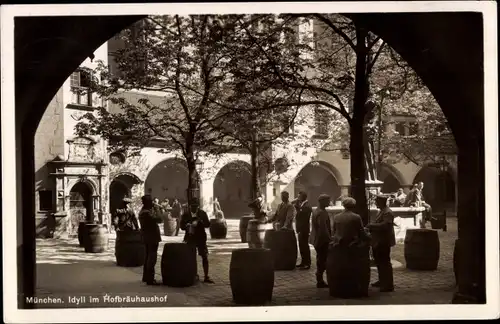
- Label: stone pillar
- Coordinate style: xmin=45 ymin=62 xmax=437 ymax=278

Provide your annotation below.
xmin=365 ymin=179 xmax=384 ymax=207
xmin=452 ymin=135 xmax=485 ymax=304
xmin=199 ymin=177 xmax=214 ymax=215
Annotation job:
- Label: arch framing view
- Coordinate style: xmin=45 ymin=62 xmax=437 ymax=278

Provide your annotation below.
xmin=3 ymin=3 xmax=497 ymax=321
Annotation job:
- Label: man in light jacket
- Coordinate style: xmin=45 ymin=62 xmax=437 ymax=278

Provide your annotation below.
xmin=268 ymin=191 xmax=296 ymax=230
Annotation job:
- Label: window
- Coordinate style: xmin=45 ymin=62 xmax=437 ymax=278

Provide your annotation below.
xmin=395 ymin=122 xmax=406 ymax=136
xmin=38 ymin=190 xmax=53 ymax=211
xmin=70 ymin=69 xmax=93 ymax=106
xmin=408 ymin=122 xmax=419 ymax=136
xmin=314 ymin=107 xmax=329 ymax=137
xmin=281 ymin=115 xmax=294 ymax=134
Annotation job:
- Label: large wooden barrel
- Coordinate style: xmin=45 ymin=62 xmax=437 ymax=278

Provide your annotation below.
xmin=163 ymin=217 xmax=177 ymax=236
xmin=404 ymin=228 xmax=440 ymax=270
xmin=78 ymin=221 xmax=88 ymax=247
xmin=229 ymin=248 xmax=274 ymax=305
xmin=263 ymin=229 xmax=298 ymax=270
xmin=115 ymin=230 xmax=145 ymax=267
xmin=161 ymin=243 xmax=197 ymax=287
xmin=246 ymin=220 xmax=272 ymax=248
xmin=84 ymin=224 xmax=109 ymax=253
xmin=326 ymin=243 xmax=371 ymax=298
xmin=209 ymin=218 xmax=228 ymax=239
xmin=239 ymin=215 xmax=254 ymax=243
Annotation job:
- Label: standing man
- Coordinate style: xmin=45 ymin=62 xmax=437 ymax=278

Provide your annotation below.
xmin=180 ymin=198 xmax=214 ymax=284
xmin=366 ymin=195 xmax=395 ymax=292
xmin=331 ymin=197 xmax=370 ymax=247
xmin=294 ymin=191 xmax=312 ymax=270
xmin=309 ymin=194 xmax=332 ymax=288
xmin=171 ymin=198 xmax=182 ymax=236
xmin=138 ymin=195 xmax=162 ymax=286
xmin=113 ymin=197 xmax=139 ymax=232
xmin=268 ymin=191 xmax=296 ymax=230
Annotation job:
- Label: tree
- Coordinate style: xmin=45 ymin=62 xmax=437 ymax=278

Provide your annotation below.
xmin=223 ymin=14 xmax=389 ymax=223
xmin=75 ymin=15 xmax=249 ymax=204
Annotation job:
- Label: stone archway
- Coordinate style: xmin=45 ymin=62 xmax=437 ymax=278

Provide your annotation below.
xmin=414 ymin=166 xmax=456 ymax=213
xmin=144 ymin=158 xmax=189 ymax=205
xmin=109 ymin=173 xmax=142 ymax=216
xmin=294 ymin=161 xmax=341 ymax=207
xmin=13 ymin=11 xmax=489 ymax=307
xmin=378 ymin=163 xmax=404 ymax=194
xmin=213 ymin=161 xmax=252 ymax=218
xmin=381 ymin=173 xmax=401 ymax=194
xmin=68 ymin=181 xmax=93 ymax=235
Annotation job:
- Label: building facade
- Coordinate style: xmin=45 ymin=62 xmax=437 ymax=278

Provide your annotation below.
xmin=34 ymin=19 xmax=458 ymax=238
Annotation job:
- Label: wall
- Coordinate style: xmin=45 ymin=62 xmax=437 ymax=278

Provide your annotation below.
xmin=34 ymin=88 xmax=65 ymax=236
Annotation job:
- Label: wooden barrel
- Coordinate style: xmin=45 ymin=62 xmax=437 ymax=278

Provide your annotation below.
xmin=78 ymin=222 xmax=88 ymax=247
xmin=84 ymin=224 xmax=109 ymax=253
xmin=229 ymin=248 xmax=274 ymax=305
xmin=163 ymin=217 xmax=177 ymax=236
xmin=246 ymin=220 xmax=272 ymax=248
xmin=404 ymin=228 xmax=440 ymax=270
xmin=239 ymin=215 xmax=254 ymax=243
xmin=161 ymin=243 xmax=197 ymax=287
xmin=327 ymin=243 xmax=371 ymax=298
xmin=209 ymin=218 xmax=228 ymax=239
xmin=263 ymin=229 xmax=298 ymax=270
xmin=115 ymin=230 xmax=144 ymax=267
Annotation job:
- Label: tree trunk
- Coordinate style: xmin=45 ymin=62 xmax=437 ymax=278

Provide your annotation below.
xmin=185 ymin=141 xmax=198 ymax=204
xmin=350 ymin=118 xmax=370 ymax=225
xmin=351 ymin=23 xmax=370 ymax=225
xmin=250 ymin=134 xmax=261 ymax=200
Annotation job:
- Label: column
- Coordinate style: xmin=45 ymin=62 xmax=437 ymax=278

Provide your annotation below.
xmin=199 ymin=177 xmax=214 ymax=215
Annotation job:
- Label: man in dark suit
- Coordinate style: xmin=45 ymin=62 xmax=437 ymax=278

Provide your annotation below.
xmin=138 ymin=195 xmax=162 ymax=285
xmin=180 ymin=198 xmax=214 ymax=284
xmin=113 ymin=197 xmax=139 ymax=232
xmin=309 ymin=194 xmax=332 ymax=288
xmin=294 ymin=191 xmax=312 ymax=270
xmin=366 ymin=195 xmax=396 ymax=292
xmin=331 ymin=197 xmax=370 ymax=247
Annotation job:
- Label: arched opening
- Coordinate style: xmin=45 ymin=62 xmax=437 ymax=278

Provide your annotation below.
xmin=15 ymin=13 xmax=487 ymax=308
xmin=294 ymin=162 xmax=341 ymax=207
xmin=213 ymin=161 xmax=252 ymax=218
xmin=144 ymin=158 xmax=189 ymax=205
xmin=381 ymin=173 xmax=401 ymax=194
xmin=69 ymin=181 xmax=93 ymax=234
xmin=109 ymin=173 xmax=141 ymax=216
xmin=413 ymin=166 xmax=456 ymax=213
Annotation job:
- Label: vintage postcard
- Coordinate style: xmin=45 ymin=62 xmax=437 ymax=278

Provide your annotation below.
xmin=1 ymin=1 xmax=499 ymax=322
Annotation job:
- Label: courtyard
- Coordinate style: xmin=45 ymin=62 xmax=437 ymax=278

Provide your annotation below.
xmin=34 ymin=217 xmax=457 ymax=308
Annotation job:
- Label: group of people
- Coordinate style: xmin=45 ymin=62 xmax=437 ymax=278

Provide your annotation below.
xmin=112 ymin=195 xmax=215 ymax=286
xmin=258 ymin=190 xmax=395 ymax=292
xmin=113 ymin=188 xmax=399 ymax=291
xmin=389 ymin=181 xmax=434 ymax=228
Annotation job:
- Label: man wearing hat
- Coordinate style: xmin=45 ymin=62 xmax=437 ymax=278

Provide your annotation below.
xmin=331 ymin=197 xmax=370 ymax=247
xmin=180 ymin=197 xmax=214 ymax=283
xmin=366 ymin=194 xmax=396 ymax=292
xmin=309 ymin=194 xmax=332 ymax=288
xmin=138 ymin=195 xmax=163 ymax=285
xmin=113 ymin=197 xmax=139 ymax=232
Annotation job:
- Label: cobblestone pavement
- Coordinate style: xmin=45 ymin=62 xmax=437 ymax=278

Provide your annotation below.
xmin=35 ymin=218 xmax=457 ymax=307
